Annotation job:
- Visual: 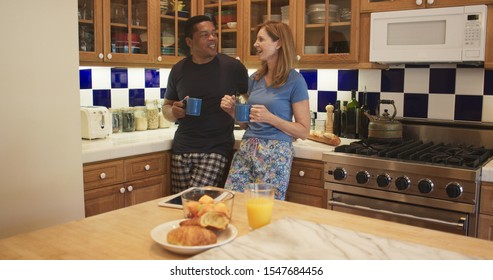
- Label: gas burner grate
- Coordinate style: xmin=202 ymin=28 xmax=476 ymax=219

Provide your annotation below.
xmin=334 ymin=140 xmax=493 ymax=168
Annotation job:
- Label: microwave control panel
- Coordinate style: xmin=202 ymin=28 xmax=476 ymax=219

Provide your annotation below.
xmin=464 ymin=14 xmax=482 ymax=48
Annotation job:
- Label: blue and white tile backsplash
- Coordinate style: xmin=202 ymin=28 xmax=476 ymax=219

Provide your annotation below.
xmin=79 ymin=65 xmax=493 ymax=123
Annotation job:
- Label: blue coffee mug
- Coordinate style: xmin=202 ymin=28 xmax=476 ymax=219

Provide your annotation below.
xmin=185 ymin=98 xmax=202 ymax=116
xmin=235 ymin=104 xmax=251 ymax=122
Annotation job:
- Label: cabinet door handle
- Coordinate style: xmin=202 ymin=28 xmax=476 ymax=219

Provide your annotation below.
xmin=98 ymin=53 xmax=104 ymax=60
xmin=107 ymin=53 xmax=112 ymax=60
xmin=127 ymin=185 xmax=133 ymax=192
xmin=157 ymin=56 xmax=162 ymax=62
xmin=119 ymin=187 xmax=126 ymax=194
xmin=144 ymin=164 xmax=150 ymax=171
xmin=100 ymin=172 xmax=106 ymax=179
xmin=416 ymin=0 xmax=422 ymax=5
xmin=299 ymin=170 xmax=305 ymax=177
xmin=427 ymin=0 xmax=434 ymax=5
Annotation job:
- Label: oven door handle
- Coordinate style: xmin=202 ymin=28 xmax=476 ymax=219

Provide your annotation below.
xmin=328 ymin=200 xmax=466 ymax=229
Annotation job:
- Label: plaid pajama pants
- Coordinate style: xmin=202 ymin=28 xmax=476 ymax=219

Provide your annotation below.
xmin=170 ymin=153 xmax=228 ymax=194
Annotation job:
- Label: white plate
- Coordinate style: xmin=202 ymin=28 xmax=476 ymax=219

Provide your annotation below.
xmin=150 ymin=220 xmax=238 ymax=255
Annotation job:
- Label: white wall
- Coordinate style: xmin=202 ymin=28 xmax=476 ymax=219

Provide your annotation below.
xmin=0 ymin=1 xmax=85 ymax=238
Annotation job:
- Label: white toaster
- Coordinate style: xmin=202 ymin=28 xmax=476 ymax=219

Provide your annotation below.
xmin=80 ymin=106 xmax=112 ymax=139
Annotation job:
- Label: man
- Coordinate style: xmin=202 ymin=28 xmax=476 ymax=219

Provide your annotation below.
xmin=162 ymin=15 xmax=249 ymax=194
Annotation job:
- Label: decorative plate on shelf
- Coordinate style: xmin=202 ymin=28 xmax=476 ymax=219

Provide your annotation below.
xmin=150 ymin=219 xmax=238 ymax=255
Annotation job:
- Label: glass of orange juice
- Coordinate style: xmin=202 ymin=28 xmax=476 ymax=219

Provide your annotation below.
xmin=245 ymin=183 xmax=275 ymax=230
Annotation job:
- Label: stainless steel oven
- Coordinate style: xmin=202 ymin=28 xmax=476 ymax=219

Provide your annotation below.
xmin=323 ymin=120 xmax=493 ymax=237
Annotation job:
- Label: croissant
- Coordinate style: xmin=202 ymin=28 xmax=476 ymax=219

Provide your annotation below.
xmin=179 ymin=211 xmax=230 ymax=230
xmin=167 ymin=225 xmax=217 ymax=246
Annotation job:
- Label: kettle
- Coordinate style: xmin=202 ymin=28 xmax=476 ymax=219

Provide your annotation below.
xmin=364 ymin=99 xmax=402 ymax=142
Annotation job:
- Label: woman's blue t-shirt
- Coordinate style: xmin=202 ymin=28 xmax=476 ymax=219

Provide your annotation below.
xmin=243 ymin=69 xmax=309 ymax=142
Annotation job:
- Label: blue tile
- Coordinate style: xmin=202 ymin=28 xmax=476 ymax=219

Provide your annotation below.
xmin=358 ymin=91 xmax=380 ymax=116
xmin=484 ymin=70 xmax=493 ymax=95
xmin=366 ymin=92 xmax=381 ymax=116
xmin=160 ymin=88 xmax=167 ymax=99
xmin=93 ymin=89 xmax=111 ymax=108
xmin=129 ymin=89 xmax=145 ymax=107
xmin=79 ymin=69 xmax=92 ymax=89
xmin=381 ymin=69 xmax=404 ymax=92
xmin=454 ymin=95 xmax=482 ymax=121
xmin=403 ymin=94 xmax=428 ymax=118
xmin=111 ymin=68 xmax=128 ymax=88
xmin=429 ymin=68 xmax=456 ymax=94
xmin=145 ymin=69 xmax=160 ymax=88
xmin=300 ymin=69 xmax=317 ymax=90
xmin=337 ymin=70 xmax=358 ymax=91
xmin=404 ymin=64 xmax=430 ymax=68
xmin=317 ymin=91 xmax=337 ymax=112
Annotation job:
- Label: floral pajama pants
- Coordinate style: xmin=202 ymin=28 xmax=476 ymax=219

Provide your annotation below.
xmin=224 ymin=138 xmax=294 ymax=200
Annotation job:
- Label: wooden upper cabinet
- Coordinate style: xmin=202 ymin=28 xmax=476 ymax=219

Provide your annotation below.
xmin=361 ymin=0 xmax=493 ymax=13
xmin=154 ymin=0 xmax=197 ymax=65
xmin=296 ymin=0 xmax=359 ymax=65
xmin=79 ymin=0 xmax=155 ymax=65
xmin=243 ymin=0 xmax=360 ymax=68
xmin=198 ymin=1 xmax=243 ymax=61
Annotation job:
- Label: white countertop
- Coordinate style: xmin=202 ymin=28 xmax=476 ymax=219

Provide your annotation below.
xmin=81 ymin=125 xmax=353 ymax=164
xmin=192 ymin=217 xmax=476 ymax=260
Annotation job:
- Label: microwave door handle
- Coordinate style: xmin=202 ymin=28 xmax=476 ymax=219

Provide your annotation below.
xmin=328 ymin=200 xmax=465 ymax=229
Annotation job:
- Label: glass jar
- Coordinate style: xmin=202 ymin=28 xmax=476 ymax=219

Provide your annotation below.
xmin=158 ymin=99 xmax=171 ymax=128
xmin=134 ymin=106 xmax=148 ymax=131
xmin=145 ymin=99 xmax=159 ymax=130
xmin=121 ymin=107 xmax=135 ymax=132
xmin=109 ymin=108 xmax=122 ymax=133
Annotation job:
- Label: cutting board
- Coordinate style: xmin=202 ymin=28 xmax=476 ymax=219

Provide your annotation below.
xmin=191 ymin=217 xmax=475 ymax=260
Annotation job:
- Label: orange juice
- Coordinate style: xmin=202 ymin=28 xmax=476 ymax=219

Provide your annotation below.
xmin=246 ymin=197 xmax=274 ymax=229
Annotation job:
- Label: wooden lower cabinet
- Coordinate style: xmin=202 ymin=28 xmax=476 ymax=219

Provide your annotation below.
xmin=83 ymin=151 xmax=170 ymax=217
xmin=286 ymin=158 xmax=327 ymax=208
xmin=478 ymin=183 xmax=493 ymax=240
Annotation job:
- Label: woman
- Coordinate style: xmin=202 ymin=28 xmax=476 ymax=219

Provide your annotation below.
xmin=220 ymin=21 xmax=310 ymax=200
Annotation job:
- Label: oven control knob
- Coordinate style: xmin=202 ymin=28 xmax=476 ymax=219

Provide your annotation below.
xmin=376 ymin=173 xmax=391 ymax=188
xmin=356 ymin=171 xmax=370 ymax=184
xmin=395 ymin=176 xmax=411 ymax=190
xmin=333 ymin=168 xmax=347 ymax=181
xmin=446 ymin=182 xmax=463 ymax=198
xmin=418 ymin=179 xmax=434 ymax=193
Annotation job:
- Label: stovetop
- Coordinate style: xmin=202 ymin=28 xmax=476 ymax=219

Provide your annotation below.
xmin=334 ymin=140 xmax=493 ymax=170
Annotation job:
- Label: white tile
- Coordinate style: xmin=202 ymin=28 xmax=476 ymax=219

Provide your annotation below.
xmin=455 ymin=68 xmax=484 ymax=95
xmin=337 ymin=90 xmax=351 ymax=104
xmin=91 ymin=67 xmax=111 ymax=89
xmin=247 ymin=68 xmax=257 ymax=76
xmin=128 ymin=68 xmax=145 ymax=88
xmin=427 ymin=94 xmax=455 ymax=120
xmin=358 ymin=69 xmax=381 ymax=92
xmin=308 ymin=90 xmax=318 ymax=112
xmin=80 ymin=89 xmax=93 ymax=106
xmin=159 ymin=68 xmax=171 ymax=88
xmin=404 ymin=68 xmax=429 ymax=93
xmin=482 ymin=95 xmax=493 ymax=123
xmin=145 ymin=88 xmax=161 ymax=100
xmin=379 ymin=92 xmax=404 ymax=118
xmin=317 ymin=69 xmax=338 ymax=91
xmin=110 ymin=89 xmax=129 ymax=108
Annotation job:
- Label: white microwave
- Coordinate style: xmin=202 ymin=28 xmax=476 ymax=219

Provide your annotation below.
xmin=370 ymin=5 xmax=487 ymax=64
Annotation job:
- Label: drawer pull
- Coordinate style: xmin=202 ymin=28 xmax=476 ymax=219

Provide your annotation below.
xmin=299 ymin=170 xmax=305 ymax=177
xmin=127 ymin=186 xmax=133 ymax=192
xmin=100 ymin=172 xmax=106 ymax=179
xmin=119 ymin=187 xmax=125 ymax=194
xmin=144 ymin=164 xmax=151 ymax=171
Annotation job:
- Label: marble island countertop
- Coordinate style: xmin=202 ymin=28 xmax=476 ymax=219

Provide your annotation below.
xmin=81 ymin=125 xmax=354 ymax=164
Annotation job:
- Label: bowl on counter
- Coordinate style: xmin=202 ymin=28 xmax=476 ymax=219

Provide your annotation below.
xmin=181 ymin=187 xmax=234 ymax=219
